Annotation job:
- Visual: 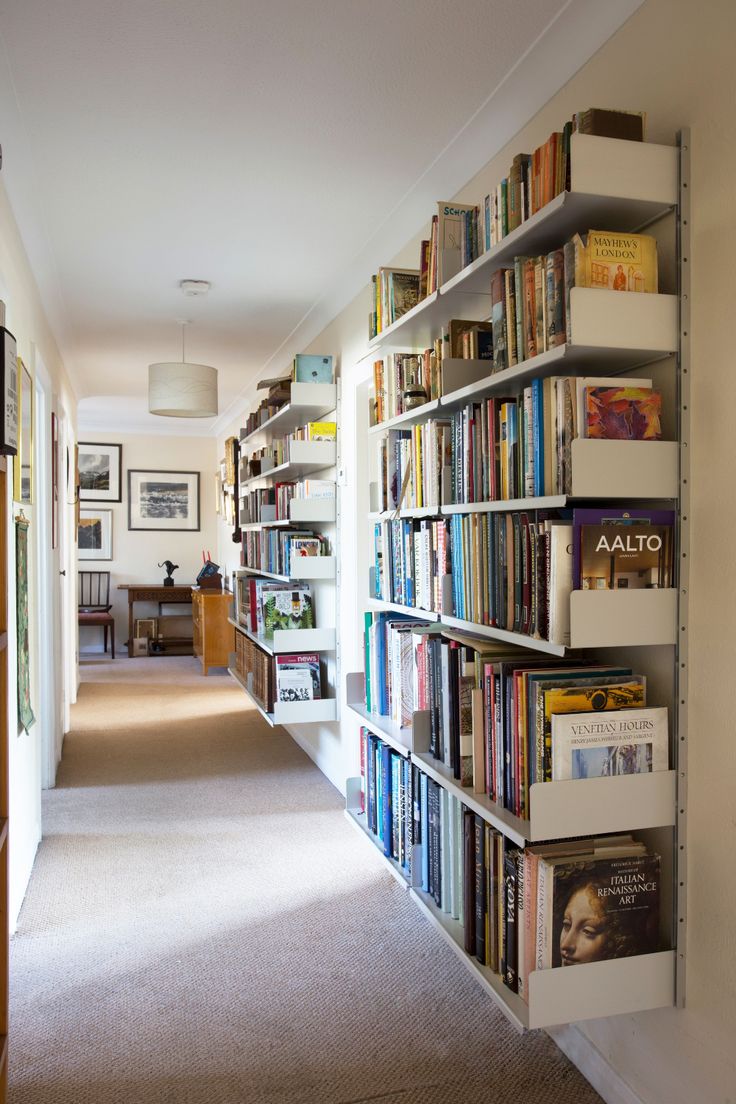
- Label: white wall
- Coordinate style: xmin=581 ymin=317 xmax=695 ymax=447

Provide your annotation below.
xmin=0 ymin=179 xmax=78 ymax=927
xmin=217 ymin=1 xmax=736 ymax=1101
xmin=77 ymin=431 xmax=218 ymax=655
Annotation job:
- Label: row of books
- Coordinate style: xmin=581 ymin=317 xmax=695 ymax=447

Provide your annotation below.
xmin=368 ymin=108 xmax=646 ymax=339
xmin=241 ymin=357 xmax=334 ymax=439
xmin=416 ymin=781 xmax=660 ymax=997
xmin=373 ymin=507 xmax=675 ymax=644
xmin=370 ymin=229 xmax=658 ymax=428
xmin=236 ymin=576 xmax=315 ymax=637
xmin=241 ymin=421 xmax=338 ymax=482
xmin=241 ymin=479 xmax=336 ymax=524
xmin=241 ymin=530 xmax=330 ymax=577
xmin=234 ymin=631 xmax=323 ymax=711
xmin=360 ymin=728 xmax=413 ymax=875
xmin=374 ymin=373 xmax=662 ymax=511
xmin=357 ymin=740 xmax=661 ymax=996
xmin=416 ymin=630 xmax=668 ymax=816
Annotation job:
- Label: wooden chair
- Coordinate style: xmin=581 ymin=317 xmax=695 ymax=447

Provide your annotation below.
xmin=78 ymin=571 xmax=116 ymax=659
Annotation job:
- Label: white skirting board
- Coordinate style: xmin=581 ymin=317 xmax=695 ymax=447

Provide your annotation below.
xmin=548 ymin=1024 xmax=644 ymax=1104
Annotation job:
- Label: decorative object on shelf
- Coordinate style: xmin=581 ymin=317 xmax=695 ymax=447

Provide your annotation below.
xmin=134 ymin=618 xmax=157 ymax=641
xmin=196 ymin=555 xmax=222 ymax=590
xmin=15 ymin=511 xmax=35 ymax=732
xmin=158 ymin=560 xmax=179 ymax=587
xmin=78 ymin=508 xmax=113 ymax=560
xmin=401 ymin=356 xmax=428 ymax=410
xmin=13 ymin=358 xmax=33 ymax=504
xmin=78 ymin=442 xmax=122 ymax=502
xmin=0 ymin=301 xmax=18 ymax=456
xmin=148 ymin=317 xmax=218 ymax=418
xmin=128 ymin=469 xmax=200 ymax=531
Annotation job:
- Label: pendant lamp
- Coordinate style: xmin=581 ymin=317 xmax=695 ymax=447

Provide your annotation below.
xmin=149 ymin=321 xmax=218 ymax=418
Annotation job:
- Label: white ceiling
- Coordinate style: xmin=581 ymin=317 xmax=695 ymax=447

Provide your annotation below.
xmin=0 ymin=0 xmax=642 ymax=436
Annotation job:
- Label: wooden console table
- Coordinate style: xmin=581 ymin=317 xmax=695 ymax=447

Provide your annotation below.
xmin=118 ymin=583 xmax=194 ymax=658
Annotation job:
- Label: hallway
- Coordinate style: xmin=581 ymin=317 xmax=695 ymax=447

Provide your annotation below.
xmin=9 ymin=659 xmax=602 ymax=1104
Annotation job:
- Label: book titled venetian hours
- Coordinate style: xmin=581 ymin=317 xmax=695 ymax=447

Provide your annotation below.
xmin=551 ymin=705 xmax=668 ymax=781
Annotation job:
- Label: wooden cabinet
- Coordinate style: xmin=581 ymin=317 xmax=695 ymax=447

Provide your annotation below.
xmin=192 ymin=590 xmax=234 ymax=675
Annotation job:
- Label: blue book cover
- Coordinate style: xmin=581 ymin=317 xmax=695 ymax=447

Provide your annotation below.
xmin=402 ymin=758 xmax=411 ymax=874
xmin=532 ymin=378 xmax=544 ymax=497
xmin=380 ymin=743 xmax=392 ymax=857
xmin=391 ymin=752 xmax=401 ymax=861
xmin=293 ymin=354 xmax=333 ymax=383
xmin=420 ymin=772 xmax=429 ymax=891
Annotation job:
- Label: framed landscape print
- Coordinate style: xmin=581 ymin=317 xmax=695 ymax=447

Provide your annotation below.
xmin=78 ymin=442 xmax=122 ymax=502
xmin=13 ymin=358 xmax=33 ymax=503
xmin=78 ymin=507 xmax=112 ymax=560
xmin=128 ymin=469 xmax=200 ymax=531
xmin=1 ymin=326 xmax=18 ymax=455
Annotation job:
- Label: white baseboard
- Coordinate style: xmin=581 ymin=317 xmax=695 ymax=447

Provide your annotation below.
xmin=548 ymin=1025 xmax=643 ymax=1104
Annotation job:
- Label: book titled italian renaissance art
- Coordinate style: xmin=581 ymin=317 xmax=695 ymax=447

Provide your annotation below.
xmin=551 ymin=705 xmax=668 ymax=781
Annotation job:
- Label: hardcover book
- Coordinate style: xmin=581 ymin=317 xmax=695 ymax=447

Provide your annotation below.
xmin=550 ymin=852 xmax=660 ymax=968
xmin=577 ymin=230 xmax=658 ymax=293
xmin=584 ymin=386 xmax=662 ymax=440
xmin=293 ymin=354 xmax=334 ymax=384
xmin=262 ymin=587 xmax=314 ymax=633
xmin=572 ymin=508 xmax=675 ymax=589
xmin=275 ymin=653 xmax=321 ymax=702
xmin=551 ymin=705 xmax=668 ymax=781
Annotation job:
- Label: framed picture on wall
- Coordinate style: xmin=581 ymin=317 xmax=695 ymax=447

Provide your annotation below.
xmin=78 ymin=442 xmax=122 ymax=502
xmin=128 ymin=469 xmax=200 ymax=531
xmin=51 ymin=412 xmax=59 ymax=549
xmin=13 ymin=358 xmax=33 ymax=503
xmin=0 ymin=322 xmax=18 ymax=456
xmin=78 ymin=507 xmax=113 ymax=560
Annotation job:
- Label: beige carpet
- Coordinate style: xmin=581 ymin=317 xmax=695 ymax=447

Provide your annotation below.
xmin=9 ymin=656 xmax=602 ymax=1104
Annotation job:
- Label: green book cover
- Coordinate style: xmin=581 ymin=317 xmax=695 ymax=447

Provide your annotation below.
xmin=262 ymin=588 xmax=314 ymax=634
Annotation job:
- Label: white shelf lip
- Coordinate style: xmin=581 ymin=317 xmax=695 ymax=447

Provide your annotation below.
xmin=411 ymin=749 xmax=676 ymax=847
xmin=367 ymin=597 xmax=440 ymax=622
xmin=368 ymin=505 xmax=441 ymax=521
xmin=344 ymin=806 xmax=410 ymax=888
xmin=368 ymin=399 xmax=441 ymax=435
xmin=228 ymin=617 xmax=336 ymax=655
xmin=240 ymin=383 xmax=337 ymax=446
xmin=239 ymin=447 xmax=337 ymax=491
xmin=440 ymin=614 xmax=567 ymax=656
xmin=440 ymin=497 xmax=568 ymax=515
xmin=228 ymin=666 xmax=337 ymax=726
xmin=368 ymin=290 xmax=440 ymax=350
xmin=410 ymin=885 xmax=674 ymax=1031
xmin=345 ymin=671 xmax=413 ymax=755
xmin=569 ymin=589 xmax=677 ymax=648
xmin=236 ymin=557 xmax=336 ymax=583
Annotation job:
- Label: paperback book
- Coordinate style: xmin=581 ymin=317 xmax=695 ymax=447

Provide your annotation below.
xmin=275 ymin=653 xmax=321 ymax=702
xmin=551 ymin=705 xmax=668 ymax=781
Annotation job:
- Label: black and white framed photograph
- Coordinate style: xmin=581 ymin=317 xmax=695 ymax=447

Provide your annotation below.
xmin=128 ymin=469 xmax=200 ymax=531
xmin=78 ymin=507 xmax=113 ymax=560
xmin=78 ymin=442 xmax=122 ymax=502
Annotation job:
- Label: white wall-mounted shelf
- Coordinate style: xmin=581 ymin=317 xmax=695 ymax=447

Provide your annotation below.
xmin=240 ymin=383 xmax=337 ymax=445
xmin=239 ymin=440 xmax=337 ymax=491
xmin=229 ymin=617 xmax=336 ymax=656
xmin=344 ymin=778 xmax=410 ymax=888
xmin=228 ymin=664 xmax=337 ymax=727
xmin=569 ymin=589 xmax=677 ymax=648
xmin=289 ymin=497 xmax=336 ymax=523
xmin=236 ymin=557 xmax=337 ymax=583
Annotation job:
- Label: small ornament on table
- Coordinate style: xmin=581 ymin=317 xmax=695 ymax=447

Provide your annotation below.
xmin=158 ymin=560 xmax=179 ymax=587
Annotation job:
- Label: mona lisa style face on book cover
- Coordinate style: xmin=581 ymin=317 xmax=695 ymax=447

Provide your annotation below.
xmin=553 ymin=854 xmax=660 ymax=967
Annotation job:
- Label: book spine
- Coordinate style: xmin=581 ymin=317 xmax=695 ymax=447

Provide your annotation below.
xmin=474 ymin=814 xmax=486 ymax=964
xmin=463 ymin=808 xmax=475 ymax=954
xmin=503 ymin=847 xmax=519 ymax=992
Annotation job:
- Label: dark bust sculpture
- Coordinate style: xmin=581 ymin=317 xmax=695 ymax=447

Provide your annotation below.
xmin=158 ymin=560 xmax=179 ymax=587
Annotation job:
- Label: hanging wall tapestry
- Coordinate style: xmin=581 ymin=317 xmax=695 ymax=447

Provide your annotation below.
xmin=16 ymin=512 xmax=35 ymax=732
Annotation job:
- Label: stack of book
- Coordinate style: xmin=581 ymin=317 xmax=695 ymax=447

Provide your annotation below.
xmin=360 ymin=728 xmax=413 ymax=875
xmin=413 ymin=778 xmax=660 ymax=1000
xmin=241 ymin=530 xmax=329 ymax=577
xmin=236 ymin=577 xmax=315 ymax=638
xmin=373 ymin=517 xmax=450 ymax=614
xmin=416 ymin=629 xmax=668 ymax=816
xmin=362 ymin=611 xmax=436 ymax=727
xmin=368 ymin=108 xmax=646 ymax=339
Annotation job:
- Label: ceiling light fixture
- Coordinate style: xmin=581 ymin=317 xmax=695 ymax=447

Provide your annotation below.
xmin=148 ymin=316 xmax=218 ymax=419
